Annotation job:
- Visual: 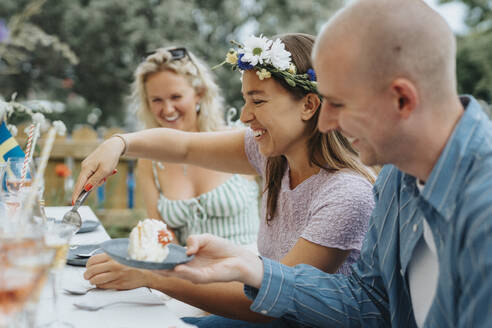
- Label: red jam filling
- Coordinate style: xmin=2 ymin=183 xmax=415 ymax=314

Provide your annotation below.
xmin=157 ymin=229 xmax=173 ymax=246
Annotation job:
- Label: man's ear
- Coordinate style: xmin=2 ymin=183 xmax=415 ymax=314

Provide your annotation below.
xmin=300 ymin=93 xmax=321 ymax=121
xmin=391 ymin=78 xmax=419 ymax=119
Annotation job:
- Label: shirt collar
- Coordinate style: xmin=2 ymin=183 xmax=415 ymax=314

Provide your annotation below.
xmin=405 ymin=95 xmax=488 ymax=221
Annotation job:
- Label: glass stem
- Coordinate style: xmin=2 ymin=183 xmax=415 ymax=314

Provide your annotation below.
xmin=51 ymin=270 xmax=60 ymax=323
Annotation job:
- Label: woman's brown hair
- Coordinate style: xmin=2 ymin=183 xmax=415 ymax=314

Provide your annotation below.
xmin=264 ymin=33 xmax=375 ymax=223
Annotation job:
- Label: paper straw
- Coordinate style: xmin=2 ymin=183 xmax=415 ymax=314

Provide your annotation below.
xmin=21 ymin=123 xmax=35 ymax=186
xmin=21 ymin=127 xmax=56 ymax=222
xmin=27 ymin=123 xmax=40 ymax=165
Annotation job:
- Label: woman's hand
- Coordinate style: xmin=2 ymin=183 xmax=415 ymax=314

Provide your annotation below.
xmin=156 ymin=234 xmax=264 ymax=288
xmin=84 ymin=253 xmax=150 ymax=290
xmin=72 ymin=137 xmax=124 ymax=205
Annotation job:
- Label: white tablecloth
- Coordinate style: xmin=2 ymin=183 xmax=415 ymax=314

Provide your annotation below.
xmin=35 ymin=206 xmax=194 ymax=328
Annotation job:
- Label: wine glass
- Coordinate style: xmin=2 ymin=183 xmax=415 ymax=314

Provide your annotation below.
xmin=0 ymin=236 xmax=54 ymax=327
xmin=40 ymin=221 xmax=76 ymax=328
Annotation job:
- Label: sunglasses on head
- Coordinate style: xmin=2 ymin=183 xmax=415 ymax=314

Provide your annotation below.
xmin=144 ymin=47 xmax=193 ymax=64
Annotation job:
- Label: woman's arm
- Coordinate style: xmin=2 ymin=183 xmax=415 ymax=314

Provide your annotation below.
xmin=125 ymin=129 xmax=252 ymax=173
xmin=84 ymin=254 xmax=255 ymax=318
xmin=84 ymin=235 xmax=350 ymax=322
xmin=73 ymin=128 xmax=254 ymax=204
xmin=282 ymin=238 xmax=350 ymax=274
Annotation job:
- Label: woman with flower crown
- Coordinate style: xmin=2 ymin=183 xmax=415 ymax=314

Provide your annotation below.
xmin=75 ymin=33 xmax=375 ymax=327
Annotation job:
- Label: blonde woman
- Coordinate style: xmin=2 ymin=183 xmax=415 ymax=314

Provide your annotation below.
xmin=78 ymin=34 xmax=375 ymax=326
xmin=131 ymin=47 xmax=260 ymax=248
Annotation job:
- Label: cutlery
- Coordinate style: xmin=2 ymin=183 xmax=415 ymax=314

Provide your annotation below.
xmin=73 ymin=301 xmax=164 ymax=311
xmin=75 ymin=248 xmax=101 ymax=258
xmin=64 ymin=286 xmax=98 ymax=296
xmin=62 ymin=189 xmax=92 ymax=233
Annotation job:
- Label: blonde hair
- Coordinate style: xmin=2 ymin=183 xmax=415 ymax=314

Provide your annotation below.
xmin=130 ymin=47 xmax=225 ymax=131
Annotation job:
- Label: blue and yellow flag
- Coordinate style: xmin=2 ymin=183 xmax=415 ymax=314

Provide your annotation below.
xmin=0 ymin=121 xmax=25 ymax=163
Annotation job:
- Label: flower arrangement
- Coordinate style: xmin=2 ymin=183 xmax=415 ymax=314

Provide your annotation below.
xmin=214 ymin=35 xmax=318 ymax=95
xmin=0 ymin=93 xmax=65 ymax=161
xmin=0 ymin=94 xmax=66 ymax=183
xmin=0 ymin=92 xmax=67 ymax=222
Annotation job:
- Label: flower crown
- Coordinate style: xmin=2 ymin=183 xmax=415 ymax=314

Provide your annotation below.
xmin=214 ymin=35 xmax=318 ymax=95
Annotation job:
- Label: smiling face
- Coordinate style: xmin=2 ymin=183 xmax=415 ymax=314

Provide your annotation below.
xmin=314 ymin=46 xmax=400 ymax=166
xmin=239 ymin=70 xmax=309 ymax=158
xmin=145 ymin=70 xmax=200 ymax=132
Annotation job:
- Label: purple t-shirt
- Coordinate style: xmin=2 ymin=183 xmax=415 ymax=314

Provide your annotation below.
xmin=244 ymin=129 xmax=375 ymax=275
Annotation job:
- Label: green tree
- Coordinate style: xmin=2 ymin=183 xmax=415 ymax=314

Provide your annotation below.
xmin=440 ymin=0 xmax=492 ymax=103
xmin=0 ymin=0 xmax=82 ymax=128
xmin=0 ymin=0 xmax=342 ymax=130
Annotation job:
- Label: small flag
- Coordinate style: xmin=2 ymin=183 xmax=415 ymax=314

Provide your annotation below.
xmin=0 ymin=121 xmax=25 ymax=163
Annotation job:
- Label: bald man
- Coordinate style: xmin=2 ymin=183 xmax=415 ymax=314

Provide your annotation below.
xmin=158 ymin=0 xmax=492 ymax=327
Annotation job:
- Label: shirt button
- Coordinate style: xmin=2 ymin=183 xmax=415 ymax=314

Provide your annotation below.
xmin=413 ymin=224 xmax=418 ymax=232
xmin=260 ymin=310 xmax=268 ymax=315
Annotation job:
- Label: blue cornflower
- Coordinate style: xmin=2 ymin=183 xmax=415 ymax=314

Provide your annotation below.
xmin=0 ymin=19 xmax=9 ymax=43
xmin=237 ymin=53 xmax=254 ymax=71
xmin=307 ymin=68 xmax=316 ymax=81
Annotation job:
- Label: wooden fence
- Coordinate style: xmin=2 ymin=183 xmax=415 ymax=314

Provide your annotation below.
xmin=17 ymin=124 xmax=146 ymax=230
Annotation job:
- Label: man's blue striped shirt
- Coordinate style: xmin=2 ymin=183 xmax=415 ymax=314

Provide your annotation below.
xmin=245 ymin=96 xmax=492 ymax=327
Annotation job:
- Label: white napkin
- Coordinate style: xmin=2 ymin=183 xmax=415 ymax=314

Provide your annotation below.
xmin=62 ymin=273 xmax=95 ymax=294
xmin=73 ymin=287 xmax=165 ymax=308
xmin=71 ymin=288 xmax=197 ymax=328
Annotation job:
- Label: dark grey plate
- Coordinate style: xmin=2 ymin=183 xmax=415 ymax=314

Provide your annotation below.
xmin=76 ymin=220 xmax=100 ymax=234
xmin=67 ymin=244 xmax=103 ymax=267
xmin=100 ymin=238 xmax=194 ymax=270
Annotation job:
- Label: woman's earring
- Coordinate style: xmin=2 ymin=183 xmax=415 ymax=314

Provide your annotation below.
xmin=195 ymin=103 xmax=201 ymax=113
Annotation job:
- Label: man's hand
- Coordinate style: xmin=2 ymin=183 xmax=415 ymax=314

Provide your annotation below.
xmin=155 ymin=234 xmax=264 ymax=288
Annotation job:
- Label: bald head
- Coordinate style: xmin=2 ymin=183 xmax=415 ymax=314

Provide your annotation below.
xmin=314 ymin=0 xmax=457 ymax=104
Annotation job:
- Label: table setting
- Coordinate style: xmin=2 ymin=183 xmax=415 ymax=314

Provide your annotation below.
xmin=34 ymin=206 xmax=196 ymax=328
xmin=1 ymin=201 xmax=196 ymax=328
xmin=0 ymin=77 xmax=202 ymax=328
xmin=0 ymin=117 xmax=197 ymax=327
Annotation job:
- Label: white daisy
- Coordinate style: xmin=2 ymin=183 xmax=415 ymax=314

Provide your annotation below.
xmin=239 ymin=35 xmax=272 ymax=66
xmin=87 ymin=112 xmax=99 ymax=125
xmin=32 ymin=112 xmax=45 ymax=125
xmin=267 ymin=38 xmax=291 ymax=70
xmin=52 ymin=120 xmax=67 ymax=136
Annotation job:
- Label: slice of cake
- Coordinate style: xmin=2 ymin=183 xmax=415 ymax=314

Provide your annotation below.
xmin=128 ymin=219 xmax=173 ymax=262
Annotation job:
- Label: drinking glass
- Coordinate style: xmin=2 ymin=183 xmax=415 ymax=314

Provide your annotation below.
xmin=0 ymin=236 xmax=54 ymax=328
xmin=0 ymin=192 xmax=19 ymax=236
xmin=0 ymin=162 xmax=6 ymax=189
xmin=40 ymin=221 xmax=76 ymax=328
xmin=5 ymin=158 xmax=33 ymax=194
xmin=0 ymin=187 xmax=43 ymax=236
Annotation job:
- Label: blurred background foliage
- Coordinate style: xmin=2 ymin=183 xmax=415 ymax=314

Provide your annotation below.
xmin=439 ymin=0 xmax=492 ymax=107
xmin=0 ymin=0 xmax=490 ymax=133
xmin=0 ymin=0 xmax=343 ymax=131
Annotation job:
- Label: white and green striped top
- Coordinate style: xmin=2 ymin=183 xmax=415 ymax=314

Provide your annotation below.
xmin=152 ymin=162 xmax=260 ymax=246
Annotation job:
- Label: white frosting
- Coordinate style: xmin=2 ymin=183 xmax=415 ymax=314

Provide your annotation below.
xmin=128 ymin=219 xmax=171 ymax=262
